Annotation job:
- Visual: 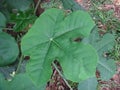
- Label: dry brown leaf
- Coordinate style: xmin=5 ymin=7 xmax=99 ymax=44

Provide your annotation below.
xmin=114 ymin=0 xmax=120 ymax=5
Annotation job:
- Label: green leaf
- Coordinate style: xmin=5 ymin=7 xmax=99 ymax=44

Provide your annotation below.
xmin=0 ymin=12 xmax=6 ymax=31
xmin=95 ymin=34 xmax=116 ymax=80
xmin=87 ymin=30 xmax=115 ymax=55
xmin=0 ymin=32 xmax=19 ymax=66
xmin=94 ymin=33 xmax=115 ymax=55
xmin=0 ymin=73 xmax=46 ymax=90
xmin=78 ymin=77 xmax=98 ymax=90
xmin=60 ymin=0 xmax=84 ymax=11
xmin=88 ymin=29 xmax=116 ymax=80
xmin=0 ymin=74 xmax=9 ymax=90
xmin=21 ymin=8 xmax=97 ymax=86
xmin=0 ymin=28 xmax=2 ymax=32
xmin=10 ymin=10 xmax=37 ymax=32
xmin=6 ymin=0 xmax=33 ymax=11
xmin=97 ymin=58 xmax=116 ymax=80
xmin=9 ymin=74 xmax=46 ymax=90
xmin=59 ymin=43 xmax=98 ymax=82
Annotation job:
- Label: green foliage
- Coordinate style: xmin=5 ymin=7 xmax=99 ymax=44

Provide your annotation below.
xmin=59 ymin=43 xmax=98 ymax=82
xmin=9 ymin=74 xmax=46 ymax=90
xmin=10 ymin=9 xmax=37 ymax=32
xmin=97 ymin=58 xmax=116 ymax=80
xmin=21 ymin=8 xmax=98 ymax=86
xmin=60 ymin=0 xmax=84 ymax=11
xmin=88 ymin=29 xmax=116 ymax=80
xmin=0 ymin=12 xmax=6 ymax=31
xmin=0 ymin=0 xmax=118 ymax=89
xmin=96 ymin=34 xmax=116 ymax=80
xmin=0 ymin=74 xmax=9 ymax=90
xmin=41 ymin=0 xmax=62 ymax=9
xmin=0 ymin=32 xmax=19 ymax=66
xmin=112 ymin=41 xmax=120 ymax=61
xmin=0 ymin=73 xmax=46 ymax=90
xmin=6 ymin=0 xmax=33 ymax=11
xmin=78 ymin=77 xmax=98 ymax=90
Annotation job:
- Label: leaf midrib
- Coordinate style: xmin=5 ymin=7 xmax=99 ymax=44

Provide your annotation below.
xmin=98 ymin=61 xmax=113 ymax=73
xmin=54 ymin=26 xmax=83 ymax=39
xmin=97 ymin=36 xmax=114 ymax=51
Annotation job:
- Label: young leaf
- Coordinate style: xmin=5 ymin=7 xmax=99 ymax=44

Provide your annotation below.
xmin=10 ymin=10 xmax=37 ymax=32
xmin=21 ymin=8 xmax=97 ymax=86
xmin=78 ymin=77 xmax=98 ymax=90
xmin=0 ymin=32 xmax=19 ymax=66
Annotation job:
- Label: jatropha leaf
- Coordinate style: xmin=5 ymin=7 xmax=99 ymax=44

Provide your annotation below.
xmin=96 ymin=34 xmax=116 ymax=80
xmin=97 ymin=58 xmax=116 ymax=80
xmin=0 ymin=32 xmax=19 ymax=66
xmin=78 ymin=76 xmax=98 ymax=90
xmin=21 ymin=8 xmax=98 ymax=86
xmin=88 ymin=29 xmax=116 ymax=80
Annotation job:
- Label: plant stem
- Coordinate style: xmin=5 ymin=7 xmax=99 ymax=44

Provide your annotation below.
xmin=34 ymin=0 xmax=41 ymax=15
xmin=52 ymin=62 xmax=73 ymax=90
xmin=16 ymin=55 xmax=24 ymax=74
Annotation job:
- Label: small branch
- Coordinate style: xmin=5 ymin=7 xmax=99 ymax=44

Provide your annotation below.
xmin=16 ymin=55 xmax=24 ymax=74
xmin=34 ymin=0 xmax=41 ymax=15
xmin=52 ymin=62 xmax=73 ymax=90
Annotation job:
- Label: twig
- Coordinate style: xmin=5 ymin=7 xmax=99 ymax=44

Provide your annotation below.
xmin=52 ymin=62 xmax=73 ymax=90
xmin=16 ymin=55 xmax=24 ymax=74
xmin=34 ymin=0 xmax=41 ymax=14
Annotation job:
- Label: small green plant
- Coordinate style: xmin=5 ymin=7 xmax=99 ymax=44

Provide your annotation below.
xmin=21 ymin=8 xmax=98 ymax=87
xmin=0 ymin=0 xmax=118 ymax=90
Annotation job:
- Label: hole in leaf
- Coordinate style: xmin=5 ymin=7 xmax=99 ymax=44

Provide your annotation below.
xmin=73 ymin=37 xmax=83 ymax=42
xmin=24 ymin=56 xmax=30 ymax=60
xmin=103 ymin=52 xmax=110 ymax=58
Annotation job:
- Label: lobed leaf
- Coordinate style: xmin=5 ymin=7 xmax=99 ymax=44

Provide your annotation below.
xmin=21 ymin=8 xmax=97 ymax=86
xmin=88 ymin=29 xmax=116 ymax=80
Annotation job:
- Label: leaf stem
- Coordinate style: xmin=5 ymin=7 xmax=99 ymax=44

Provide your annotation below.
xmin=16 ymin=55 xmax=24 ymax=74
xmin=52 ymin=62 xmax=73 ymax=90
xmin=34 ymin=0 xmax=41 ymax=15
